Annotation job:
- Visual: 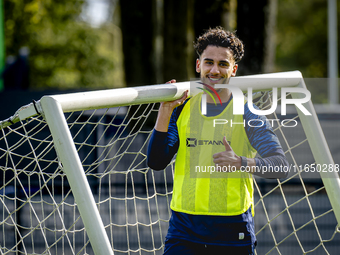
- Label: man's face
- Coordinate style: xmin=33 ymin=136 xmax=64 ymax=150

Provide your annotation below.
xmin=196 ymin=45 xmax=238 ymax=87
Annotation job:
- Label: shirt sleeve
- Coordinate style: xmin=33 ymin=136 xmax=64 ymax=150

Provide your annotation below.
xmin=244 ymin=103 xmax=289 ymax=179
xmin=147 ymin=101 xmax=187 ymax=170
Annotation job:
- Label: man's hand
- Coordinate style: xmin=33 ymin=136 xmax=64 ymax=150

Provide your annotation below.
xmin=161 ymin=79 xmax=188 ymax=111
xmin=213 ymin=136 xmax=241 ymax=170
xmin=155 ymin=79 xmax=188 ymax=132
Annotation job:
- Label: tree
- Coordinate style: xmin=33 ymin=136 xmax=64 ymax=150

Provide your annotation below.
xmin=119 ymin=0 xmax=155 ymax=87
xmin=4 ymin=0 xmax=123 ymax=90
xmin=236 ymin=0 xmax=268 ymax=75
xmin=162 ymin=0 xmax=195 ymax=82
xmin=275 ymin=0 xmax=330 ymax=103
xmin=118 ymin=0 xmax=274 ymax=83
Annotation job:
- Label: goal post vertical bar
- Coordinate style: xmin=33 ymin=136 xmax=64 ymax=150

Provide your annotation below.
xmin=292 ymin=79 xmax=340 ymax=226
xmin=39 ymin=96 xmax=114 ymax=255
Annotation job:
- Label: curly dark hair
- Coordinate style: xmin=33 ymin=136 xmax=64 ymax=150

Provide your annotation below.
xmin=193 ymin=27 xmax=244 ymax=63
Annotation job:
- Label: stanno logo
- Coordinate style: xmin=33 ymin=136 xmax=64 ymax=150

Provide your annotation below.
xmin=186 ymin=138 xmax=197 ymax=147
xmin=186 ymin=138 xmax=230 ymax=147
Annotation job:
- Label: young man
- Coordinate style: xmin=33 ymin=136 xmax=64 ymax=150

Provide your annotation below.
xmin=147 ymin=27 xmax=288 ymax=255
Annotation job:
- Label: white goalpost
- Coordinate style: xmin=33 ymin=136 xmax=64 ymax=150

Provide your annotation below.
xmin=0 ymin=71 xmax=339 ymax=254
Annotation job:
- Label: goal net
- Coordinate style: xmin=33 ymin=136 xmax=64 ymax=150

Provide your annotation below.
xmin=0 ymin=71 xmax=339 ymax=255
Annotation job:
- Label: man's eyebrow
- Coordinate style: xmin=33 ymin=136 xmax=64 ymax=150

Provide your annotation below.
xmin=219 ymin=60 xmax=230 ymax=64
xmin=203 ymin=58 xmax=230 ymax=63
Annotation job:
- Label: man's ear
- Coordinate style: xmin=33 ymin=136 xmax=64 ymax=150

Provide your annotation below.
xmin=196 ymin=58 xmax=201 ymax=73
xmin=231 ymin=64 xmax=238 ymax=77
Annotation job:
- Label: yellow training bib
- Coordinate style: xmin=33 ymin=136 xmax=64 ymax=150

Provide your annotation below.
xmin=171 ymin=93 xmax=257 ymax=216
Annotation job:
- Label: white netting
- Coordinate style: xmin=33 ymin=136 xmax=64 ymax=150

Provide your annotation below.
xmin=252 ymin=91 xmax=340 ymax=254
xmin=0 ymin=91 xmax=339 ymax=255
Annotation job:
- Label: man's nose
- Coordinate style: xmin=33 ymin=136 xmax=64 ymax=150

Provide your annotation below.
xmin=210 ymin=64 xmax=220 ymax=74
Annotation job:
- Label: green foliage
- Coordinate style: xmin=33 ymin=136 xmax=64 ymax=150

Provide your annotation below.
xmin=276 ymin=0 xmax=328 ymax=77
xmin=276 ymin=0 xmax=330 ymax=103
xmin=4 ymin=0 xmax=124 ymax=90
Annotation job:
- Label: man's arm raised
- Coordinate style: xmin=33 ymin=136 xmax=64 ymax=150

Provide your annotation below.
xmin=147 ymin=79 xmax=188 ymax=170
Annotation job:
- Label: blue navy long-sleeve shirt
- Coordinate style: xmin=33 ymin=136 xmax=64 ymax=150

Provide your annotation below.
xmin=147 ymin=95 xmax=288 ymax=246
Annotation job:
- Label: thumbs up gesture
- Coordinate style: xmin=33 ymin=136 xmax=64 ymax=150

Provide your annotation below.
xmin=213 ymin=136 xmax=242 ymax=170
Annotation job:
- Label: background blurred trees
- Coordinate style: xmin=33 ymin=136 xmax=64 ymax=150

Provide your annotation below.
xmin=119 ymin=0 xmax=269 ymax=86
xmin=276 ymin=0 xmax=328 ymax=77
xmin=2 ymin=0 xmax=339 ymax=103
xmin=4 ymin=0 xmax=124 ymax=90
xmin=275 ymin=0 xmax=330 ymax=103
